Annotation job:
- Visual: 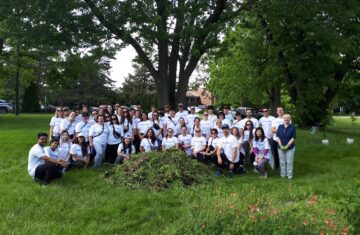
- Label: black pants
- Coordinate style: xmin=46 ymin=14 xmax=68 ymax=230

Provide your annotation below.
xmin=269 ymin=138 xmax=279 ymax=168
xmin=105 ymin=143 xmax=120 ymax=164
xmin=215 ymin=153 xmax=240 ymax=172
xmin=35 ymin=163 xmax=63 ymax=185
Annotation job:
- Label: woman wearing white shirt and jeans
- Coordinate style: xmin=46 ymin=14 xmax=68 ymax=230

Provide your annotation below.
xmin=105 ymin=115 xmax=124 ymax=164
xmin=49 ymin=107 xmax=63 ymax=140
xmin=89 ymin=115 xmax=109 ymax=167
xmin=60 ymin=111 xmax=76 ymax=142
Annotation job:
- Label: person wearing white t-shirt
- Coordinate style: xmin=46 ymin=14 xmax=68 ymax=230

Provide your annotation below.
xmin=223 ymin=106 xmax=234 ymax=124
xmin=89 ymin=115 xmax=109 ymax=167
xmin=243 ymin=120 xmax=256 ymax=165
xmin=164 ymin=110 xmax=179 ymax=136
xmin=60 ymin=111 xmax=77 ymax=142
xmin=191 ymin=127 xmax=207 ymax=161
xmin=218 ymin=112 xmax=232 ymax=127
xmin=189 ymin=117 xmax=201 ymax=137
xmin=70 ymin=133 xmax=90 ymax=168
xmin=151 ymin=111 xmax=164 ymax=150
xmin=147 ymin=105 xmax=157 ymax=120
xmin=140 ymin=129 xmax=159 ymax=153
xmin=58 ymin=131 xmax=72 ymax=164
xmin=207 ymin=106 xmax=217 ymax=125
xmin=259 ymin=109 xmax=275 ymax=140
xmin=49 ymin=107 xmax=63 ymax=140
xmin=200 ymin=112 xmax=213 ymax=140
xmin=215 ymin=120 xmax=224 ymax=138
xmin=116 ymin=136 xmax=135 ymax=164
xmin=162 ymin=128 xmax=179 ymax=151
xmin=175 ymin=103 xmax=188 ymax=122
xmin=176 ymin=117 xmax=189 ymax=136
xmin=27 ymin=133 xmax=67 ymax=185
xmin=239 ymin=109 xmax=259 ymax=129
xmin=203 ymin=128 xmax=220 ymax=163
xmin=231 ymin=127 xmax=246 ymax=167
xmin=75 ymin=112 xmax=92 ymax=142
xmin=106 ymin=115 xmax=124 ymax=163
xmin=178 ymin=126 xmax=193 ymax=156
xmin=138 ymin=112 xmax=153 ymax=140
xmin=187 ymin=107 xmax=199 ymax=128
xmin=231 ymin=112 xmax=243 ymax=131
xmin=215 ymin=124 xmax=240 ymax=176
xmin=253 ymin=127 xmax=272 ymax=178
xmin=44 ymin=139 xmax=60 ymax=160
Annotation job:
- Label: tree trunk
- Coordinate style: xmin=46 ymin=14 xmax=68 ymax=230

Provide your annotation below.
xmin=15 ymin=47 xmax=20 ymax=116
xmin=176 ymin=73 xmax=190 ymax=105
xmin=269 ymin=84 xmax=281 ymax=116
xmin=156 ymin=78 xmax=171 ymax=107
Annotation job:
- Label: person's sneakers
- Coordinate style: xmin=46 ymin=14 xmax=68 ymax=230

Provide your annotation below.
xmin=214 ymin=170 xmax=222 ymax=176
xmin=260 ymin=172 xmax=268 ymax=179
xmin=236 ymin=166 xmax=247 ymax=174
xmin=228 ymin=171 xmax=234 ymax=177
xmin=253 ymin=168 xmax=260 ymax=174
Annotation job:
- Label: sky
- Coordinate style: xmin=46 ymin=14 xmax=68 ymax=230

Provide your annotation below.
xmin=109 ymin=46 xmax=137 ymax=87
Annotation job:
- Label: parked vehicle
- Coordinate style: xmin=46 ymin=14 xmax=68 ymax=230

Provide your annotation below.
xmin=40 ymin=104 xmax=56 ymax=113
xmin=236 ymin=107 xmax=263 ymax=119
xmin=0 ymin=100 xmax=14 ymax=113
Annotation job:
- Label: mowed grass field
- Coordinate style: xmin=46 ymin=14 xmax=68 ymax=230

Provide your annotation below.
xmin=0 ymin=114 xmax=359 ymax=234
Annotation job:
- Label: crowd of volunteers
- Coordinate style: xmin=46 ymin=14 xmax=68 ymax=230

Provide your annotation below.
xmin=27 ymin=103 xmax=296 ymax=185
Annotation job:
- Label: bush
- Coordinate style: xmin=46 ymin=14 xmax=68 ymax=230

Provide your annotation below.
xmin=104 ymin=151 xmax=214 ymax=191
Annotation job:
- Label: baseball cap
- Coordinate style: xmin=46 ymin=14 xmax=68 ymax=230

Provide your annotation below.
xmin=78 ymin=133 xmax=85 ymax=137
xmin=221 ymin=124 xmax=230 ymax=129
xmin=178 ymin=103 xmax=184 ymax=107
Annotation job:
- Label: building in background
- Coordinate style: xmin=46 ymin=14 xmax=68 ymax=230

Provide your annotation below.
xmin=186 ymin=88 xmax=214 ymax=106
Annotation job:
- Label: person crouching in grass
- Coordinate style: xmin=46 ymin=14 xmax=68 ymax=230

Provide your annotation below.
xmin=116 ymin=135 xmax=136 ymax=164
xmin=28 ymin=133 xmax=67 ymax=185
xmin=215 ymin=124 xmax=240 ymax=177
xmin=252 ymin=127 xmax=272 ymax=179
xmin=69 ymin=133 xmax=90 ymax=168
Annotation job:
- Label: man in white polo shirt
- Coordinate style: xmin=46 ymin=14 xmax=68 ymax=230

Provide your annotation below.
xmin=28 ymin=133 xmax=67 ymax=185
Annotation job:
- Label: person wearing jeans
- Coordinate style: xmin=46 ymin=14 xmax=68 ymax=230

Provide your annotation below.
xmin=276 ymin=114 xmax=296 ymax=179
xmin=89 ymin=115 xmax=109 ymax=167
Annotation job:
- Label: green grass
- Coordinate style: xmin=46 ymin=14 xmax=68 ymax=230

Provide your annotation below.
xmin=0 ymin=114 xmax=359 ymax=234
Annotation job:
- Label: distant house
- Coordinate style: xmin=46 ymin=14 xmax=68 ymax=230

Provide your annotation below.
xmin=186 ymin=88 xmax=214 ymax=106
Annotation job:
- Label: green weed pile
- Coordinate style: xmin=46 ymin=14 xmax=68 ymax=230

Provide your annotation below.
xmin=104 ymin=151 xmax=214 ymax=191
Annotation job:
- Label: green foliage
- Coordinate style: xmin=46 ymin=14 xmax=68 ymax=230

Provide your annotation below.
xmin=22 ymin=82 xmax=40 ymax=112
xmin=105 ymin=151 xmax=213 ymax=191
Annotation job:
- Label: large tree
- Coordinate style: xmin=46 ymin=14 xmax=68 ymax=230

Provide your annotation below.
xmin=82 ymin=0 xmax=254 ymax=107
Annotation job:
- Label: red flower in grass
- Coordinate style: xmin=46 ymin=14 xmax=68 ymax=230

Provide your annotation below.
xmin=308 ymin=195 xmax=318 ymax=204
xmin=303 ymin=220 xmax=308 ymax=225
xmin=342 ymin=226 xmax=348 ymax=235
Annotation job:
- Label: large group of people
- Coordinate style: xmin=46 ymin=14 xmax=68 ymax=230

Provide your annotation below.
xmin=27 ymin=103 xmax=296 ymax=185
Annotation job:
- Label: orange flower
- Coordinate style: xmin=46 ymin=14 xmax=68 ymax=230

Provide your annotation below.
xmin=303 ymin=220 xmax=308 ymax=225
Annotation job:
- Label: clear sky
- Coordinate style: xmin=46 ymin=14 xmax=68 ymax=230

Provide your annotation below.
xmin=110 ymin=46 xmax=137 ymax=87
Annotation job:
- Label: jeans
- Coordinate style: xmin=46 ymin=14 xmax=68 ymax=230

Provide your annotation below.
xmin=93 ymin=141 xmax=106 ymax=167
xmin=278 ymin=147 xmax=295 ymax=179
xmin=255 ymin=158 xmax=270 ymax=176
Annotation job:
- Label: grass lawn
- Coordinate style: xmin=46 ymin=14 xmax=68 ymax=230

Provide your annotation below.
xmin=0 ymin=114 xmax=359 ymax=234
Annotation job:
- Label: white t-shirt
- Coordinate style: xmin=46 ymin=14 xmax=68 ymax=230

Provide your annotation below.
xmin=138 ymin=120 xmax=153 ymax=135
xmin=60 ymin=118 xmax=76 ymax=135
xmin=221 ymin=118 xmax=232 ymax=127
xmin=162 ymin=136 xmax=179 ymax=150
xmin=89 ymin=123 xmax=109 ymax=145
xmin=58 ymin=141 xmax=71 ymax=162
xmin=122 ymin=119 xmax=133 ymax=137
xmin=215 ymin=127 xmax=224 ymax=138
xmin=148 ymin=111 xmax=153 ymax=120
xmin=117 ymin=143 xmax=135 ymax=155
xmin=178 ymin=134 xmax=192 ymax=148
xmin=70 ymin=144 xmax=89 ymax=161
xmin=208 ymin=114 xmax=217 ymax=125
xmin=49 ymin=117 xmax=62 ymax=137
xmin=231 ymin=119 xmax=243 ymax=130
xmin=240 ymin=117 xmax=259 ymax=129
xmin=235 ymin=136 xmax=246 ymax=155
xmin=187 ymin=114 xmax=199 ymax=127
xmin=225 ymin=113 xmax=234 ymax=123
xmin=44 ymin=146 xmax=59 ymax=160
xmin=200 ymin=119 xmax=213 ymax=140
xmin=152 ymin=120 xmax=164 ymax=140
xmin=259 ymin=116 xmax=275 ymax=139
xmin=243 ymin=129 xmax=256 ymax=142
xmin=165 ymin=116 xmax=179 ymax=135
xmin=28 ymin=144 xmax=46 ymax=178
xmin=75 ymin=121 xmax=92 ymax=141
xmin=75 ymin=114 xmax=82 ymax=124
xmin=175 ymin=111 xmax=188 ymax=122
xmin=218 ymin=135 xmax=239 ymax=163
xmin=140 ymin=138 xmax=159 ymax=152
xmin=176 ymin=124 xmax=190 ymax=136
xmin=107 ymin=123 xmax=124 ymax=145
xmin=252 ymin=138 xmax=271 ymax=159
xmin=208 ymin=137 xmax=220 ymax=149
xmin=191 ymin=136 xmax=207 ymax=152
xmin=271 ymin=117 xmax=284 ymax=140
xmin=132 ymin=117 xmax=140 ymax=130
xmin=189 ymin=124 xmax=201 ymax=137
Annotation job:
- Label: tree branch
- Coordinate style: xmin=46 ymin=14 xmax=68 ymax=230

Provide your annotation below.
xmin=84 ymin=0 xmax=158 ymax=78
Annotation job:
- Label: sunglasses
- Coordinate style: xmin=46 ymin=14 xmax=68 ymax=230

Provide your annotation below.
xmin=211 ymin=132 xmax=216 ymax=134
xmin=63 ymin=109 xmax=69 ymax=112
xmin=246 ymin=124 xmax=252 ymax=126
xmin=195 ymin=131 xmax=201 ymax=133
xmin=57 ymin=110 xmax=63 ymax=112
xmin=111 ymin=118 xmax=117 ymax=121
xmin=168 ymin=130 xmax=173 ymax=133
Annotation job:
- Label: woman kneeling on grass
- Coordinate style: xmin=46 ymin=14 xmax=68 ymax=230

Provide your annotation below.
xmin=116 ymin=135 xmax=135 ymax=164
xmin=70 ymin=133 xmax=90 ymax=168
xmin=276 ymin=114 xmax=296 ymax=179
xmin=252 ymin=127 xmax=272 ymax=179
xmin=162 ymin=128 xmax=179 ymax=152
xmin=140 ymin=128 xmax=158 ymax=153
